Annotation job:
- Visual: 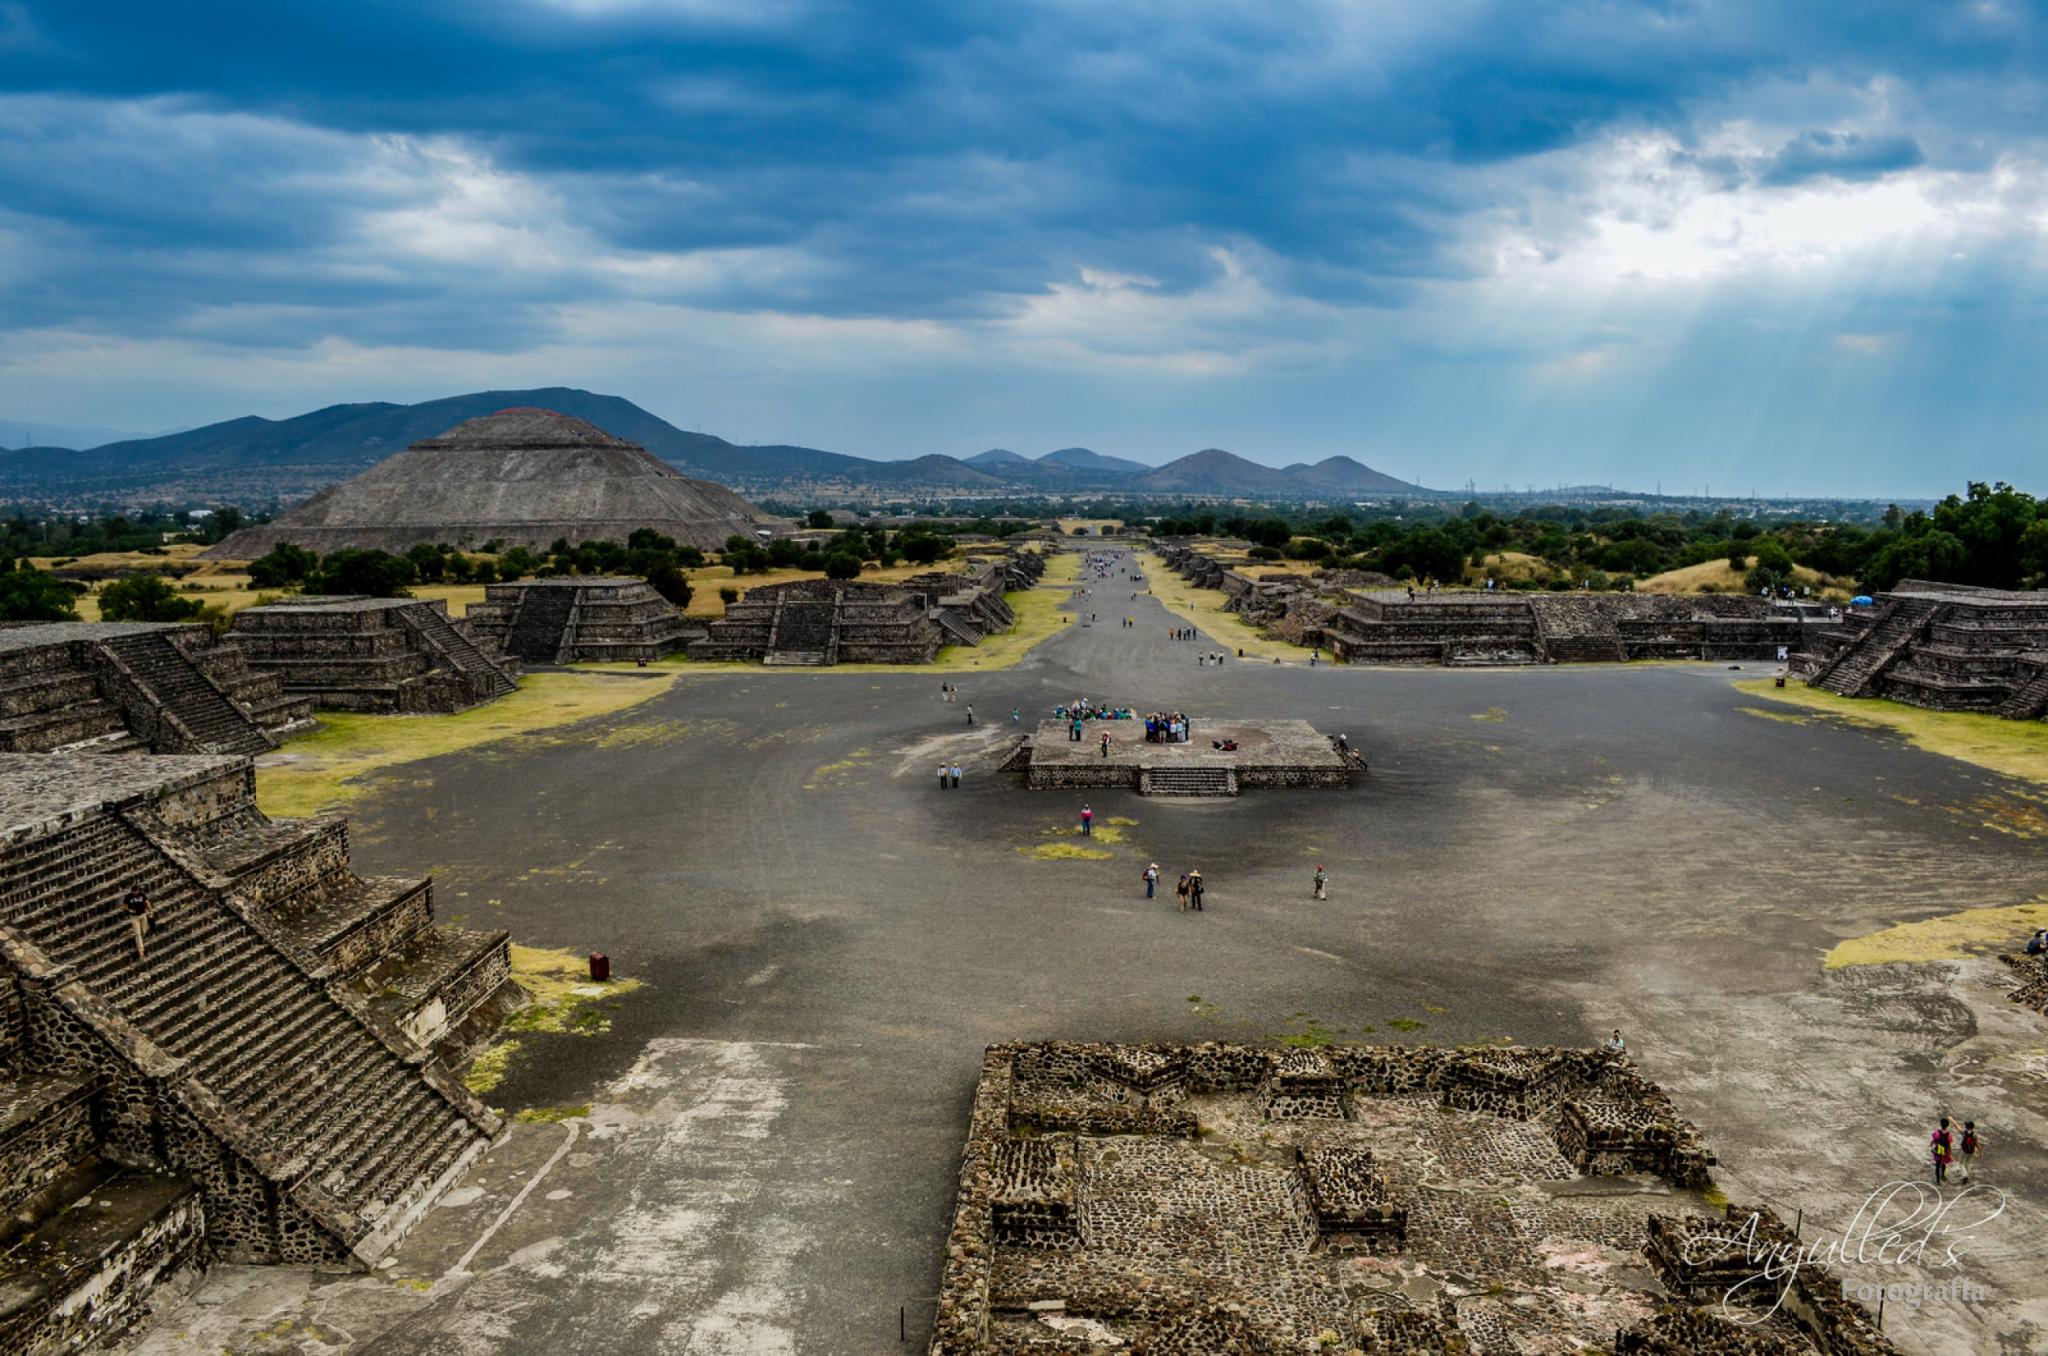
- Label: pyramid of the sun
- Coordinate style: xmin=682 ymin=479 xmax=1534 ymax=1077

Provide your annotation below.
xmin=208 ymin=407 xmax=779 ymax=557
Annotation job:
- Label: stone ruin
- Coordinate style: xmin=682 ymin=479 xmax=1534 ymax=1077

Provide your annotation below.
xmin=0 ymin=622 xmax=312 ymax=756
xmin=1999 ymin=945 xmax=2048 ymax=1018
xmin=1323 ymin=591 xmax=1827 ymax=666
xmin=931 ymin=1040 xmax=1896 ymax=1355
xmin=464 ymin=576 xmax=696 ymax=664
xmin=229 ymin=596 xmax=518 ymax=713
xmin=1015 ymin=718 xmax=1352 ymax=797
xmin=0 ymin=753 xmax=523 ymax=1350
xmin=689 ymin=549 xmax=1045 ymax=665
xmin=688 ymin=579 xmax=941 ymax=665
xmin=1794 ymin=580 xmax=2048 ymax=718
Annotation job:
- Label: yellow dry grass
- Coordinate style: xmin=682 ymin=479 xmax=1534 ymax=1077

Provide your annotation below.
xmin=1469 ymin=551 xmax=1556 ymax=585
xmin=1056 ymin=518 xmax=1125 ymax=535
xmin=1637 ymin=558 xmax=1850 ymax=598
xmin=1021 ymin=842 xmax=1114 ymax=861
xmin=254 ymin=670 xmax=680 ymax=818
xmin=1824 ymin=899 xmax=2048 ymax=969
xmin=1142 ymin=552 xmax=1303 ymax=660
xmin=1734 ymin=679 xmax=2048 ymax=787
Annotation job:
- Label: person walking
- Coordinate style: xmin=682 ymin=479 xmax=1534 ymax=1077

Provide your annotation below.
xmin=1175 ymin=872 xmax=1191 ymax=911
xmin=123 ymin=884 xmax=154 ymax=961
xmin=1188 ymin=870 xmax=1204 ymax=911
xmin=1011 ymin=709 xmax=1021 ymax=725
xmin=1099 ymin=732 xmax=1111 ymax=758
xmin=1931 ymin=1117 xmax=1954 ymax=1185
xmin=1080 ymin=804 xmax=1094 ymax=837
xmin=965 ymin=704 xmax=975 ymax=726
xmin=1312 ymin=864 xmax=1327 ymax=900
xmin=1143 ymin=863 xmax=1158 ymax=899
xmin=938 ymin=761 xmax=950 ymax=790
xmin=1960 ymin=1121 xmax=1981 ymax=1182
xmin=950 ymin=763 xmax=962 ymax=789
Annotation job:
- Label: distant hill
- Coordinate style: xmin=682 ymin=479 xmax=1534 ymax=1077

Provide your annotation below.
xmin=1040 ymin=446 xmax=1150 ymax=475
xmin=0 ymin=388 xmax=1430 ymax=504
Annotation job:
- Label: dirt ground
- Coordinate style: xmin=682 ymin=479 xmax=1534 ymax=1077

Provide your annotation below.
xmin=135 ymin=548 xmax=2048 ymax=1355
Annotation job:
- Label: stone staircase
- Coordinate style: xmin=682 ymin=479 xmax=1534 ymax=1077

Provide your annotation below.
xmin=397 ymin=604 xmax=518 ymax=697
xmin=765 ymin=599 xmax=837 ymax=666
xmin=1813 ymin=596 xmax=1943 ymax=696
xmin=1997 ymin=653 xmax=2048 ymax=719
xmin=0 ymin=814 xmax=492 ymax=1260
xmin=1138 ymin=765 xmax=1237 ymax=797
xmin=502 ymin=586 xmax=578 ymax=665
xmin=104 ymin=631 xmax=273 ymax=755
xmin=930 ymin=607 xmax=985 ymax=648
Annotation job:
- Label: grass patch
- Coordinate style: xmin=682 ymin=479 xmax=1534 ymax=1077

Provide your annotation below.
xmin=1738 ymin=706 xmax=1811 ymax=726
xmin=465 ymin=1039 xmax=522 ymax=1095
xmin=1735 ymin=679 xmax=2048 ymax=787
xmin=1386 ymin=1017 xmax=1428 ymax=1033
xmin=1638 ymin=558 xmax=1851 ymax=599
xmin=804 ymin=747 xmax=873 ymax=789
xmin=1108 ymin=815 xmax=1139 ymax=826
xmin=513 ymin=1104 xmax=591 ymax=1124
xmin=254 ymin=670 xmax=680 ymax=817
xmin=1142 ymin=552 xmax=1303 ymax=661
xmin=1471 ymin=707 xmax=1507 ymax=723
xmin=1824 ymin=898 xmax=2048 ymax=969
xmin=1021 ymin=842 xmax=1114 ymax=861
xmin=505 ymin=944 xmax=644 ymax=1035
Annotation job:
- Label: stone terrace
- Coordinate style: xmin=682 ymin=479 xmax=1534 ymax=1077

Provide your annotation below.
xmin=931 ymin=1041 xmax=1895 ymax=1356
xmin=465 ymin=576 xmax=695 ymax=665
xmin=1021 ymin=717 xmax=1352 ymax=796
xmin=0 ymin=622 xmax=310 ymax=756
xmin=229 ymin=597 xmax=518 ymax=713
xmin=1797 ymin=581 xmax=2048 ymax=718
xmin=0 ymin=753 xmax=523 ymax=1349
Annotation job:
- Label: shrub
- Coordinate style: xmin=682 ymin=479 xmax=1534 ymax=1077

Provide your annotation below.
xmin=306 ymin=549 xmax=416 ymax=598
xmin=246 ymin=544 xmax=318 ymax=589
xmin=98 ymin=573 xmax=204 ymax=623
xmin=645 ymin=562 xmax=692 ymax=607
xmin=824 ymin=553 xmax=862 ymax=580
xmin=719 ymin=586 xmax=740 ymax=605
xmin=0 ymin=564 xmax=82 ymax=621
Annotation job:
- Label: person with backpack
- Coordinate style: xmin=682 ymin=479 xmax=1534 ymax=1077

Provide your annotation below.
xmin=1960 ymin=1121 xmax=1981 ymax=1182
xmin=1931 ymin=1117 xmax=1954 ymax=1185
xmin=1312 ymin=865 xmax=1327 ymax=901
xmin=1143 ymin=863 xmax=1158 ymax=899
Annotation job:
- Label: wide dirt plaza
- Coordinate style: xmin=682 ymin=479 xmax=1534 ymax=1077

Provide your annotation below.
xmin=141 ymin=550 xmax=2048 ymax=1355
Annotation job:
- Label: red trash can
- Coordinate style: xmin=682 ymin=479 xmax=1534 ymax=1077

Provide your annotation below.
xmin=589 ymin=952 xmax=611 ymax=982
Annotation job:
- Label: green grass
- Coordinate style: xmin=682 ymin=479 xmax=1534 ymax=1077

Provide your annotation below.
xmin=1735 ymin=678 xmax=2048 ymax=787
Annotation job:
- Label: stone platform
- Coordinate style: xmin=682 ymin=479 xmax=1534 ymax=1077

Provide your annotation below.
xmin=1021 ymin=718 xmax=1351 ymax=795
xmin=931 ymin=1041 xmax=1896 ymax=1356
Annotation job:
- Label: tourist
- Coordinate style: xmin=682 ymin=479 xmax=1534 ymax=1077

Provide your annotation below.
xmin=1931 ymin=1117 xmax=1954 ymax=1184
xmin=938 ymin=761 xmax=950 ymax=790
xmin=1012 ymin=709 xmax=1021 ymax=725
xmin=1143 ymin=863 xmax=1158 ymax=899
xmin=1099 ymin=732 xmax=1111 ymax=758
xmin=1960 ymin=1120 xmax=1981 ymax=1181
xmin=123 ymin=884 xmax=153 ymax=960
xmin=965 ymin=704 xmax=975 ymax=726
xmin=1080 ymin=803 xmax=1094 ymax=836
xmin=1175 ymin=872 xmax=1191 ymax=911
xmin=951 ymin=763 xmax=962 ymax=789
xmin=2027 ymin=929 xmax=2047 ymax=956
xmin=1601 ymin=1029 xmax=1626 ymax=1058
xmin=1188 ymin=870 xmax=1204 ymax=911
xmin=1312 ymin=865 xmax=1327 ymax=900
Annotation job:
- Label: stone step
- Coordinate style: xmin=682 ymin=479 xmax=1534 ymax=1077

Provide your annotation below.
xmin=1139 ymin=765 xmax=1237 ymax=797
xmin=0 ymin=1165 xmax=203 ymax=1355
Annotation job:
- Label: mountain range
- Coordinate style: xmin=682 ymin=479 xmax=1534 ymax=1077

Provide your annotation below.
xmin=0 ymin=388 xmax=1426 ymax=504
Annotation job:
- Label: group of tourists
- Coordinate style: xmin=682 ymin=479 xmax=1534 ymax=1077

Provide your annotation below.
xmin=1143 ymin=712 xmax=1192 ymax=743
xmin=934 ymin=762 xmax=963 ymax=789
xmin=1056 ymin=701 xmax=1133 ymax=723
xmin=1196 ymin=651 xmax=1228 ymax=666
xmin=1930 ymin=1116 xmax=1984 ymax=1184
xmin=1168 ymin=627 xmax=1199 ymax=641
xmin=1136 ymin=863 xmax=1208 ymax=911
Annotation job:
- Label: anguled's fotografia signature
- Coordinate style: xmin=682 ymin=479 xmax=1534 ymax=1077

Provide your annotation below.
xmin=1679 ymin=1182 xmax=2007 ymax=1322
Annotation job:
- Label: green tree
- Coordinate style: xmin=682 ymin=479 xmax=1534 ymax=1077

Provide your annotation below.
xmin=0 ymin=563 xmax=82 ymax=621
xmin=824 ymin=552 xmax=862 ymax=580
xmin=306 ymin=549 xmax=416 ymax=597
xmin=806 ymin=509 xmax=834 ymax=530
xmin=246 ymin=544 xmax=319 ymax=588
xmin=98 ymin=573 xmax=204 ymax=623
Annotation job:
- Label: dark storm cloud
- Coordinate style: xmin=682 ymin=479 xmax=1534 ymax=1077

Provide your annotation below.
xmin=1761 ymin=130 xmax=1927 ymax=186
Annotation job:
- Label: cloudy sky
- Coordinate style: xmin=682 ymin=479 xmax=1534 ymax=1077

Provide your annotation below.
xmin=1 ymin=1 xmax=2044 ymax=495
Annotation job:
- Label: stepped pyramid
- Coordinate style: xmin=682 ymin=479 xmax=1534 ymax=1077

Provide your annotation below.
xmin=0 ymin=753 xmax=522 ymax=1348
xmin=209 ymin=407 xmax=781 ymax=556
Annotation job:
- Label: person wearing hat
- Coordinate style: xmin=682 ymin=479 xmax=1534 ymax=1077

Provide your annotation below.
xmin=1143 ymin=863 xmax=1158 ymax=899
xmin=1312 ymin=864 xmax=1327 ymax=901
xmin=1188 ymin=870 xmax=1204 ymax=911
